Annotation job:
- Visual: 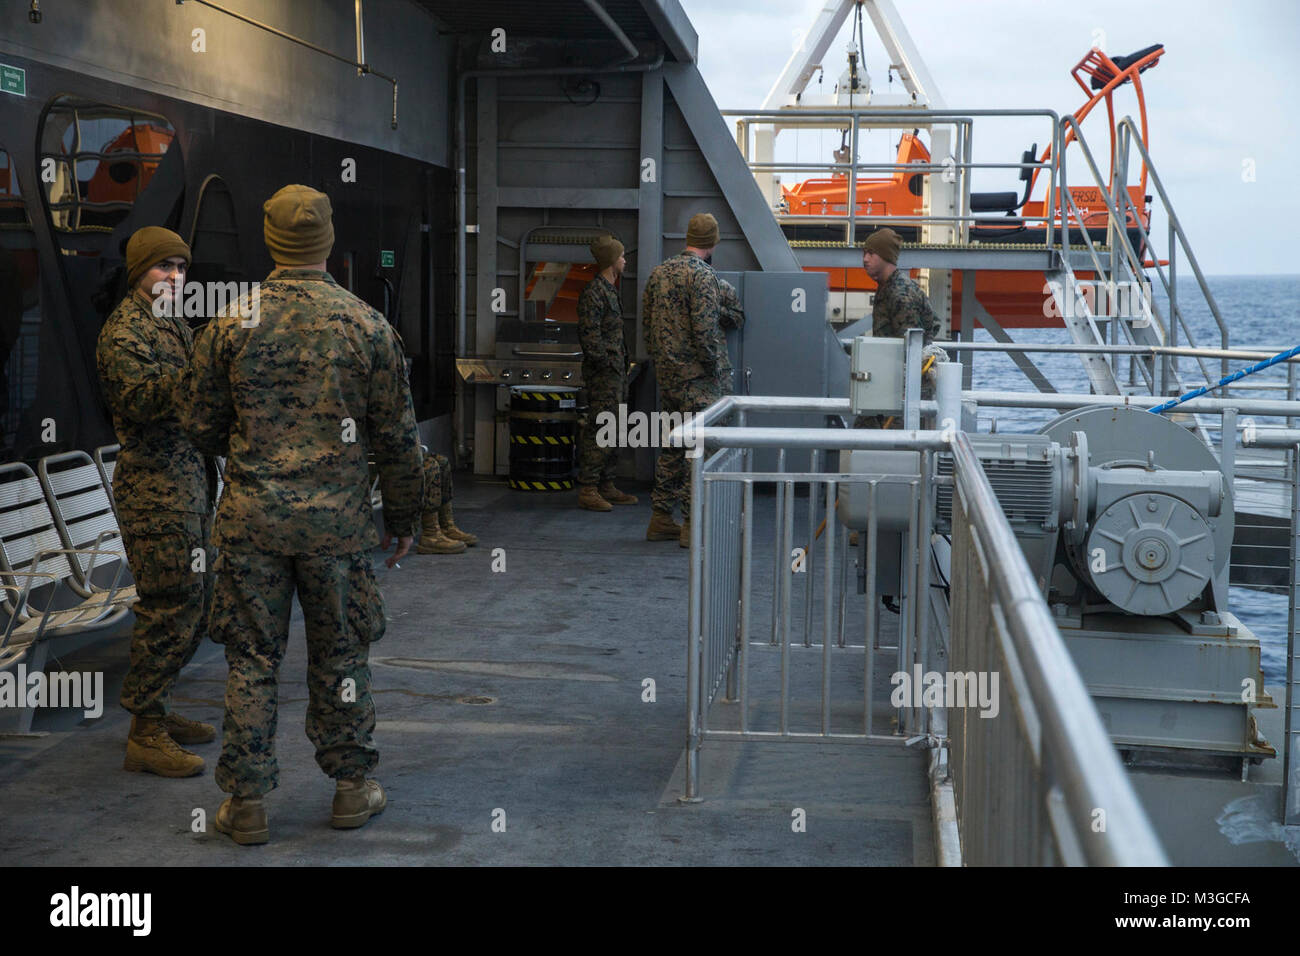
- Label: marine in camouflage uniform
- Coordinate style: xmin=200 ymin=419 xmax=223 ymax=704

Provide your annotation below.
xmin=181 ymin=185 xmax=423 ymax=842
xmin=422 ymin=452 xmax=453 ymax=511
xmin=871 ymin=270 xmax=941 ymax=342
xmin=854 ymin=228 xmax=941 ymax=429
xmin=95 ymin=226 xmax=217 ymax=778
xmin=416 ymin=449 xmax=477 ymax=554
xmin=642 ymin=214 xmax=744 ymax=544
xmin=575 ymin=235 xmax=637 ymax=510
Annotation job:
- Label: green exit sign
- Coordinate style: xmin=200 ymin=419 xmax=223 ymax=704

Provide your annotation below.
xmin=379 ymin=249 xmax=395 ymax=268
xmin=1 ymin=65 xmax=26 ymax=97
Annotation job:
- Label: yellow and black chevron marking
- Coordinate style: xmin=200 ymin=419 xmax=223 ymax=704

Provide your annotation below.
xmin=510 ymin=434 xmax=573 ymax=445
xmin=515 ymin=391 xmax=568 ymax=402
xmin=508 ymin=478 xmax=574 ymax=492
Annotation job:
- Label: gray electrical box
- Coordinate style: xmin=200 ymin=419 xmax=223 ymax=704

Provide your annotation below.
xmin=722 ymin=270 xmax=830 ymax=473
xmin=850 ymin=335 xmax=905 ymax=417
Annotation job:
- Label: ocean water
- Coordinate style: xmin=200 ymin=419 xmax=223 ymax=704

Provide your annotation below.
xmin=965 ymin=274 xmax=1300 ymax=685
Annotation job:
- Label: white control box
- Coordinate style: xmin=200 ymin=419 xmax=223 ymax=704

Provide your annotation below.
xmin=849 ymin=335 xmax=905 ymax=416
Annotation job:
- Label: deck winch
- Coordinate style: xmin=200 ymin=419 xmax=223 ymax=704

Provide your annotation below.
xmin=838 ymin=340 xmax=1273 ymax=770
xmin=1039 ymin=405 xmax=1231 ymax=620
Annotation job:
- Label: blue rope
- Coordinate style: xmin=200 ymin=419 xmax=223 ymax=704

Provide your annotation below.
xmin=1149 ymin=343 xmax=1300 ymax=414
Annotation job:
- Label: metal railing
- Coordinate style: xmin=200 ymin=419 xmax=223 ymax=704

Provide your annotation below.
xmin=677 ymin=393 xmax=1168 ymax=865
xmin=730 ymin=105 xmax=1240 ymax=411
xmin=1234 ymin=424 xmax=1300 ymax=826
xmin=723 ymin=107 xmax=1063 ymax=250
xmin=681 ymin=397 xmax=938 ymax=764
xmin=946 ymin=431 xmax=1165 ymax=865
xmin=1052 ymin=114 xmax=1164 ymax=397
xmin=1114 ymin=116 xmax=1232 ymax=389
xmin=1051 ymin=114 xmax=1230 ymax=404
xmin=952 ymin=339 xmax=1300 ymax=458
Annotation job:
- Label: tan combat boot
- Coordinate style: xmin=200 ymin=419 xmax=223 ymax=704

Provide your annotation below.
xmin=124 ymin=716 xmax=205 ymax=777
xmin=438 ymin=503 xmax=478 ymax=545
xmin=163 ymin=711 xmax=216 ymax=744
xmin=332 ymin=777 xmax=387 ymax=829
xmin=679 ymin=518 xmax=691 ymax=549
xmin=598 ymin=481 xmax=638 ymax=505
xmin=646 ymin=509 xmax=681 ymax=541
xmin=214 ymin=795 xmax=269 ymax=845
xmin=416 ymin=512 xmax=466 ymax=554
xmin=578 ymin=485 xmax=613 ymax=512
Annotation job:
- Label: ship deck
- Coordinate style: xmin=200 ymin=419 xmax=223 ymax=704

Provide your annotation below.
xmin=0 ymin=476 xmax=933 ymax=867
xmin=2 ymin=474 xmax=1295 ymax=866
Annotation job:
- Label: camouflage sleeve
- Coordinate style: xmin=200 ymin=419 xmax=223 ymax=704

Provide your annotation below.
xmin=367 ymin=321 xmax=424 ymax=537
xmin=180 ymin=318 xmax=233 ymax=458
xmin=689 ymin=268 xmax=726 ymax=373
xmin=576 ymin=285 xmax=613 ymax=369
xmin=96 ymin=321 xmax=184 ymax=426
xmin=718 ymin=278 xmax=745 ymax=331
xmin=604 ymin=287 xmax=625 ymax=368
xmin=922 ymin=293 xmax=941 ymax=343
xmin=910 ymin=285 xmax=940 ymax=344
xmin=640 ymin=279 xmax=656 ymax=362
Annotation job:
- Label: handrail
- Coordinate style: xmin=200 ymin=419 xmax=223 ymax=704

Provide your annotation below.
xmin=678 ymin=392 xmax=1168 ymax=864
xmin=950 ymin=431 xmax=1167 ymax=865
xmin=1049 ymin=151 xmax=1139 ymax=394
xmin=940 ymin=341 xmax=1297 ymax=362
xmin=1150 ymin=342 xmax=1300 ymax=415
xmin=1056 ymin=114 xmax=1222 ymax=416
xmin=966 ymin=390 xmax=1300 ymax=417
xmin=1057 ymin=115 xmax=1154 ymax=293
xmin=1109 ymin=169 xmax=1205 ymax=370
xmin=1115 ymin=116 xmax=1231 ymax=374
xmin=726 ymin=106 xmax=1063 ymax=249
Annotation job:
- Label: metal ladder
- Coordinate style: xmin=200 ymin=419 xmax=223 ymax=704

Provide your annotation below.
xmin=1044 ymin=116 xmax=1230 ymax=442
xmin=1048 ymin=116 xmax=1168 ymax=396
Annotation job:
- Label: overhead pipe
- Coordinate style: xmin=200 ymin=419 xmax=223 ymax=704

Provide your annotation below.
xmin=580 ymin=0 xmax=641 ymax=61
xmin=354 ymin=0 xmax=365 ymax=76
xmin=178 ymin=0 xmax=398 ymax=127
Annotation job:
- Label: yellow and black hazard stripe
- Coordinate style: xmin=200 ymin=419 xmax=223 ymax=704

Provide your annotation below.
xmin=510 ymin=388 xmax=579 ymax=413
xmin=512 ymin=390 xmax=569 ymax=402
xmin=510 ymin=434 xmax=573 ymax=445
xmin=508 ymin=478 xmax=575 ymax=492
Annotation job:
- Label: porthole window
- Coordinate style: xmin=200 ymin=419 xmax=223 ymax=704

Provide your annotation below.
xmin=39 ymin=97 xmax=175 ymax=236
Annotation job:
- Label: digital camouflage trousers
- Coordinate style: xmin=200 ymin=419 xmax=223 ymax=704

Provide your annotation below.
xmin=209 ymin=549 xmax=386 ymax=796
xmin=577 ymin=369 xmax=627 ymax=486
xmin=650 ymin=377 xmax=725 ymax=516
xmin=118 ymin=508 xmax=214 ymax=718
xmin=421 ymin=451 xmax=453 ymax=512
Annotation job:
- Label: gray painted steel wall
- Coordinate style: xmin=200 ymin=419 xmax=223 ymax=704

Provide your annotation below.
xmin=464 ymin=61 xmax=830 ymax=475
xmin=0 ymin=0 xmax=453 ymax=166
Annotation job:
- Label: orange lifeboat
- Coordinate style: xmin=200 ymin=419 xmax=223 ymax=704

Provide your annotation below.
xmin=84 ymin=122 xmax=173 ymax=205
xmin=784 ymin=44 xmax=1166 ymax=331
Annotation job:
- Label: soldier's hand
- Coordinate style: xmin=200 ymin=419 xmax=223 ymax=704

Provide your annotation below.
xmin=383 ymin=534 xmax=413 ymax=568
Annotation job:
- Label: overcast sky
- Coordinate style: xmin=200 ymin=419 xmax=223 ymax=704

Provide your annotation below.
xmin=677 ymin=0 xmax=1300 ymax=276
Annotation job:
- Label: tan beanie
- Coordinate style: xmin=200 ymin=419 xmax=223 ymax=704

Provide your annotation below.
xmin=590 ymin=235 xmax=624 ymax=271
xmin=863 ymin=227 xmax=901 ymax=265
xmin=263 ymin=184 xmax=334 ymax=266
xmin=126 ymin=226 xmax=190 ymax=290
xmin=686 ymin=212 xmax=720 ymax=249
